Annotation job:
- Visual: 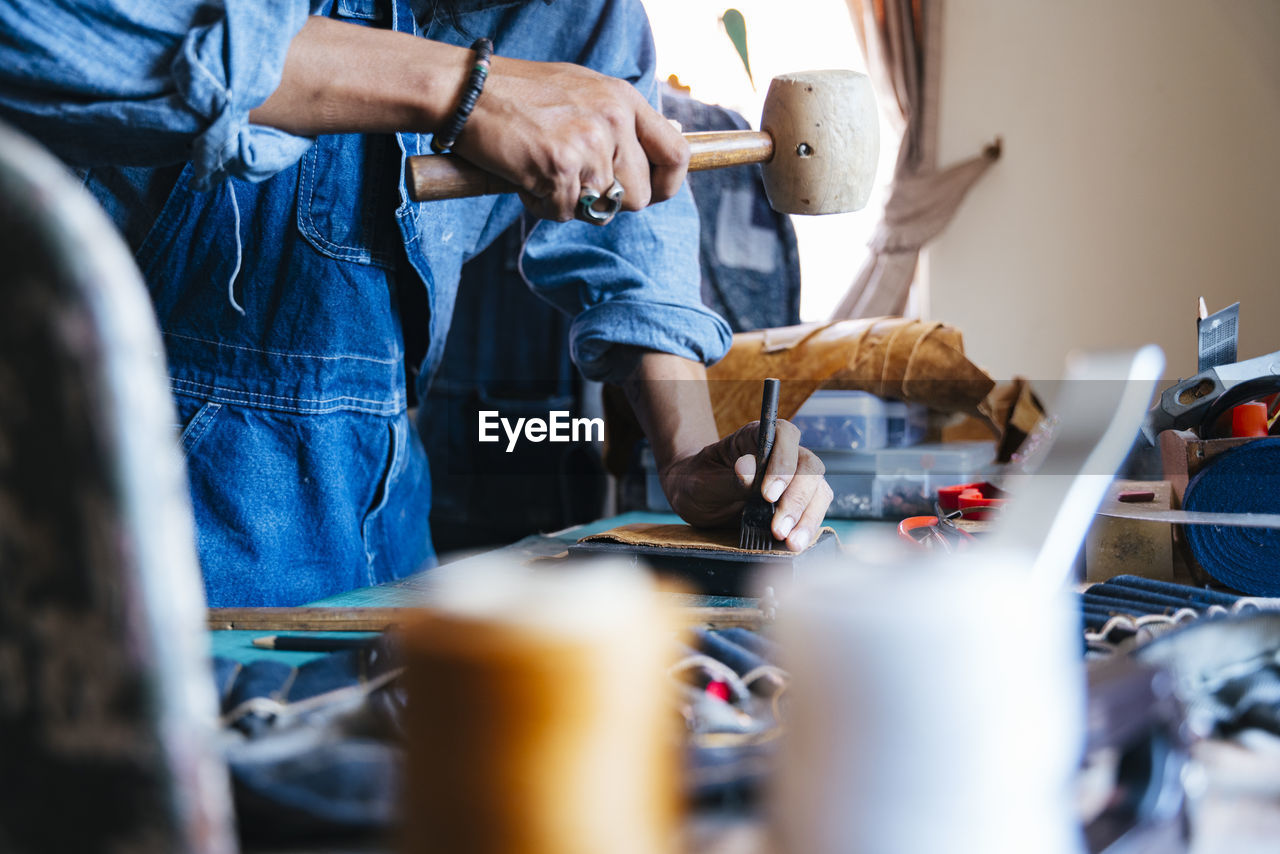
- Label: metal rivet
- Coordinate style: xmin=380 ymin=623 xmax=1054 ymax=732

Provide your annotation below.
xmin=796 ymin=142 xmax=814 ymax=157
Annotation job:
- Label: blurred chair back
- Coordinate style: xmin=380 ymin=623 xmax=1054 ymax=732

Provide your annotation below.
xmin=0 ymin=122 xmax=236 ymax=853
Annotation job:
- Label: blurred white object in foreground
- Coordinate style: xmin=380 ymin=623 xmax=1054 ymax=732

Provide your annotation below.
xmin=775 ymin=553 xmax=1084 ymax=854
xmin=772 ymin=346 xmax=1166 ymax=854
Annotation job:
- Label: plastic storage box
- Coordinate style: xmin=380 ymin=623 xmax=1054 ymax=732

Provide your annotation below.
xmin=883 ymin=399 xmax=929 ymax=448
xmin=643 ymin=440 xmax=995 ymax=520
xmin=822 ymin=441 xmax=997 ymax=520
xmin=790 ymin=390 xmax=927 ymax=452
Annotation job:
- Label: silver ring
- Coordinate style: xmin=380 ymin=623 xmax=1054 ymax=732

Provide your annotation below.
xmin=576 ymin=179 xmax=624 ymax=226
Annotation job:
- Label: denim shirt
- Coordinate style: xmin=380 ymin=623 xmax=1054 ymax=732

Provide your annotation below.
xmin=0 ymin=0 xmax=731 ymax=606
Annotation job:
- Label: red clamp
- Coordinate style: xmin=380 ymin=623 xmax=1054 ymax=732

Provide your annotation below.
xmin=936 ymin=482 xmax=1007 ymax=520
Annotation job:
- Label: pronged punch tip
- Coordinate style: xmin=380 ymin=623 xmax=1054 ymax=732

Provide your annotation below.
xmin=739 ymin=378 xmax=781 ymax=550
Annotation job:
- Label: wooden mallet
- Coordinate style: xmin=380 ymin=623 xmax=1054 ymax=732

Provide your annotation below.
xmin=406 ymin=69 xmax=879 ymax=216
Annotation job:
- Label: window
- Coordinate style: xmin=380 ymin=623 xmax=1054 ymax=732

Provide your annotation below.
xmin=643 ymin=0 xmax=900 ymax=320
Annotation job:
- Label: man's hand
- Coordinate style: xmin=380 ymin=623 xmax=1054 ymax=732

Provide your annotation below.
xmin=620 ymin=349 xmax=832 ymax=552
xmin=661 ymin=420 xmax=833 ymax=552
xmin=457 ymin=58 xmax=690 ymax=222
xmin=251 ymin=17 xmax=689 ymax=223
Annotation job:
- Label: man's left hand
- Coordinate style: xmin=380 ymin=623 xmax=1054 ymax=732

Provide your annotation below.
xmin=660 ymin=419 xmax=832 ymax=552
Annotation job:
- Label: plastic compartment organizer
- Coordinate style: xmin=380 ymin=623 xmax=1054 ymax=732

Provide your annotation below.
xmin=790 ymin=390 xmax=927 ymax=452
xmin=641 ymin=438 xmax=994 ymax=520
xmin=822 ymin=441 xmax=997 ymax=520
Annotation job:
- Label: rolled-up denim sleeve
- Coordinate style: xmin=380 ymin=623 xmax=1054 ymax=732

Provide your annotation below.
xmin=0 ymin=0 xmax=314 ymax=189
xmin=520 ymin=185 xmax=732 ymax=383
xmin=515 ymin=0 xmax=732 ymax=383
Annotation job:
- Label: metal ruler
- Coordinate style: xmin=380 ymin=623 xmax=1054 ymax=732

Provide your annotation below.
xmin=1098 ymin=507 xmax=1280 ymax=529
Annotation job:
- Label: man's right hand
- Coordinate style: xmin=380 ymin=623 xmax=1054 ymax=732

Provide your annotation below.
xmin=455 ymin=57 xmax=689 ymax=222
xmin=251 ymin=17 xmax=688 ymax=223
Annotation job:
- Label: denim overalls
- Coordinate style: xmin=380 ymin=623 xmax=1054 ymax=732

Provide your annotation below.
xmin=0 ymin=0 xmax=731 ymax=605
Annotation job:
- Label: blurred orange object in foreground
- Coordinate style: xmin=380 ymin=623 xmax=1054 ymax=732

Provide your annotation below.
xmin=399 ymin=562 xmax=679 ymax=854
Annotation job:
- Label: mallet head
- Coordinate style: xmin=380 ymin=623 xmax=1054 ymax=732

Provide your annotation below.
xmin=760 ymin=69 xmax=879 ymax=215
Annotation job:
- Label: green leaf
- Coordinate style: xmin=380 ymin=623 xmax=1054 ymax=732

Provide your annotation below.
xmin=721 ymin=8 xmax=754 ymax=89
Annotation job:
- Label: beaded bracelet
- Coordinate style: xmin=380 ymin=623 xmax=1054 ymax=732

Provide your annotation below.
xmin=431 ymin=37 xmax=493 ymax=154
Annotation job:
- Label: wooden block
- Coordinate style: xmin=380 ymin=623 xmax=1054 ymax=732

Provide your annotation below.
xmin=1187 ymin=436 xmax=1257 ymax=478
xmin=1159 ymin=429 xmax=1256 ymax=504
xmin=1085 ymin=480 xmax=1175 ymax=583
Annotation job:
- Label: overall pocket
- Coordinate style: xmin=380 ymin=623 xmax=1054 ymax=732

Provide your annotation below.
xmin=361 ymin=415 xmax=407 ymax=545
xmin=296 ymin=133 xmax=400 ymax=269
xmin=296 ymin=1 xmax=400 ymax=269
xmin=360 ymin=411 xmax=434 ymax=586
xmin=174 ymin=395 xmax=224 ymax=459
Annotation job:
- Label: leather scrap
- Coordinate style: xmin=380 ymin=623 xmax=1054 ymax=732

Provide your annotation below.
xmin=579 ymin=522 xmax=837 ymax=555
xmin=943 ymin=377 xmax=1047 ymax=463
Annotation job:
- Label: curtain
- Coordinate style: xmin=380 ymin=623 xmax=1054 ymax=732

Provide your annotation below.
xmin=834 ymin=0 xmax=999 ymax=319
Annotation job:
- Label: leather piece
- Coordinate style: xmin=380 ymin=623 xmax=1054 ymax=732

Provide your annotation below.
xmin=578 ymin=522 xmax=837 ymax=554
xmin=569 ymin=525 xmax=842 ymax=597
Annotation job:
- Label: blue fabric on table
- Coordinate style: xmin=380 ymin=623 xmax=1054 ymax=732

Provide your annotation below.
xmin=1092 ymin=585 xmax=1211 ymax=609
xmin=693 ymin=628 xmax=770 ymax=679
xmin=1084 ymin=590 xmax=1188 ymax=613
xmin=213 ymin=639 xmax=404 ymax=841
xmin=716 ymin=627 xmax=783 ymax=663
xmin=1105 ymin=575 xmax=1243 ymax=608
xmin=224 ymin=660 xmax=297 ymax=715
xmin=1080 ymin=577 xmax=1247 ymax=631
xmin=212 ymin=656 xmax=244 ymax=704
xmin=284 ymin=649 xmax=373 ymax=702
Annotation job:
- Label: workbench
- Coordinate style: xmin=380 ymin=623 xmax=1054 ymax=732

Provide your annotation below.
xmin=211 ymin=513 xmax=1280 ymax=854
xmin=213 ymin=511 xmax=868 ymax=854
xmin=209 ymin=511 xmax=872 ymax=665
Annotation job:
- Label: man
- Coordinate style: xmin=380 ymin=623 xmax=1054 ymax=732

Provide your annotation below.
xmin=0 ymin=0 xmax=832 ymax=606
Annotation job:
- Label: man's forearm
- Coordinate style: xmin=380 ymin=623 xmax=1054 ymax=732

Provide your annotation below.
xmin=247 ymin=15 xmax=688 ymax=222
xmin=249 ymin=16 xmax=470 ymax=136
xmin=618 ymin=349 xmax=721 ymax=472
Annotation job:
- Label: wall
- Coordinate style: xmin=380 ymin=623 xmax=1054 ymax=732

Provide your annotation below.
xmin=926 ymin=0 xmax=1280 ymax=381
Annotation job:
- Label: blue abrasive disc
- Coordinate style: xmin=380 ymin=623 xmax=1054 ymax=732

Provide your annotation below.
xmin=1183 ymin=436 xmax=1280 ymax=596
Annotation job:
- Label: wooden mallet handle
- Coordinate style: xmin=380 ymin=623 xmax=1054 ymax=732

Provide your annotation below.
xmin=405 ymin=130 xmax=774 ymax=203
xmin=405 ymin=71 xmax=878 ymax=214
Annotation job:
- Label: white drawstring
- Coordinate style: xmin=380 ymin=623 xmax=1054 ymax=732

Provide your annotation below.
xmin=226 ymin=179 xmax=245 ymax=315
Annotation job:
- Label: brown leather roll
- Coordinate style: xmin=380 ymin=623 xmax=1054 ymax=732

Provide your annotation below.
xmin=602 ymin=317 xmax=1000 ymax=477
xmin=706 ymin=318 xmax=997 ymax=438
